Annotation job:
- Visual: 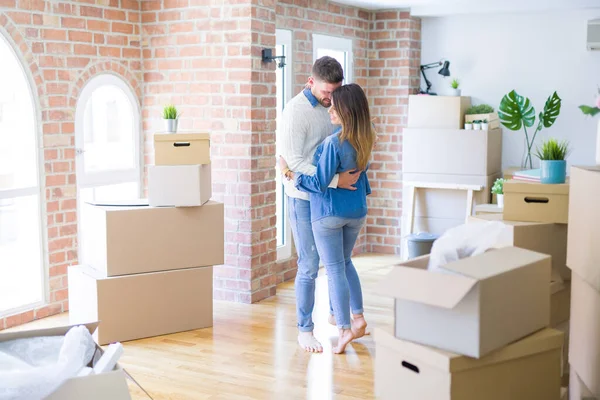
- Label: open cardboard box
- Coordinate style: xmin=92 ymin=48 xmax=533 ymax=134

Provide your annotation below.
xmin=0 ymin=322 xmax=132 ymax=400
xmin=376 ymin=246 xmax=551 ymax=358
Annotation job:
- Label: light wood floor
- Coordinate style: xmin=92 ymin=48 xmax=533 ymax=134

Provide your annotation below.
xmin=6 ymin=253 xmax=402 ymax=400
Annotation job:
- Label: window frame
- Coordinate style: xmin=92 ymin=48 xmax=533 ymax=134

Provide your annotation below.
xmin=312 ymin=33 xmax=354 ymax=84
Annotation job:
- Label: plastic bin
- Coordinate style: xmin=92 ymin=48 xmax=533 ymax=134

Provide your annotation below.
xmin=406 ymin=232 xmax=439 ymax=259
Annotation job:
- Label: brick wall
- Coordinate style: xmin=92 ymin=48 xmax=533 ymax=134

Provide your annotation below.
xmin=0 ymin=0 xmax=142 ymax=330
xmin=365 ymin=11 xmax=421 ymax=254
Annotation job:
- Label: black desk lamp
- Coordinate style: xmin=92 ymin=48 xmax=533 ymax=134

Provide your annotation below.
xmin=419 ymin=60 xmax=451 ymax=95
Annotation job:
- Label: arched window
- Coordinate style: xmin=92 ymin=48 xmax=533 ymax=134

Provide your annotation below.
xmin=0 ymin=33 xmax=45 ymax=316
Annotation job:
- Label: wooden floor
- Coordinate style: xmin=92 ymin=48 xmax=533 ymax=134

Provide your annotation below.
xmin=7 ymin=253 xmax=402 ymax=400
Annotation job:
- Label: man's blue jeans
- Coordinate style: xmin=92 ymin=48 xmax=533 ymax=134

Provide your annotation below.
xmin=312 ymin=216 xmax=366 ymax=329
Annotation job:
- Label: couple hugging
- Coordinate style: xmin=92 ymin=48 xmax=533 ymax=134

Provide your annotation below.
xmin=278 ymin=56 xmax=375 ymax=354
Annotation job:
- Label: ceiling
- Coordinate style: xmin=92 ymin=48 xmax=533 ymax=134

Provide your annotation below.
xmin=333 ymin=0 xmax=600 ymax=16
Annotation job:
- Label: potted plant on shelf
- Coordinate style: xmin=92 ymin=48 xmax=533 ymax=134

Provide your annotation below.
xmin=472 ymin=120 xmax=481 ymax=130
xmin=481 ymin=119 xmax=489 ymax=130
xmin=162 ymin=104 xmax=180 ymax=133
xmin=464 ymin=121 xmax=473 ymax=130
xmin=465 ymin=104 xmax=497 ymax=128
xmin=535 ymin=138 xmax=570 ymax=184
xmin=499 ymin=90 xmax=562 ymax=170
xmin=579 ymin=85 xmax=600 ymax=164
xmin=491 ymin=178 xmax=506 ymax=208
xmin=450 ymin=78 xmax=461 ymax=96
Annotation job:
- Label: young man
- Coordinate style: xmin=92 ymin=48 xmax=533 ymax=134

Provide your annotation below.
xmin=278 ymin=56 xmax=360 ymax=353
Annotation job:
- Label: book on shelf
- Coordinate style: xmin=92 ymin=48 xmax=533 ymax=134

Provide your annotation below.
xmin=512 ymin=169 xmax=541 ymax=182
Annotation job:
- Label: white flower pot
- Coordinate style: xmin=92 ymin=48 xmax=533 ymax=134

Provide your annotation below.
xmin=481 ymin=123 xmax=489 ymax=130
xmin=450 ymin=88 xmax=461 ymax=96
xmin=464 ymin=123 xmax=472 ymax=130
xmin=164 ymin=118 xmax=178 ymax=133
xmin=473 ymin=123 xmax=481 ymax=131
xmin=497 ymin=194 xmax=504 ymax=208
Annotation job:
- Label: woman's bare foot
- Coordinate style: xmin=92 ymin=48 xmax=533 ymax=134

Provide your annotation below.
xmin=298 ymin=332 xmax=323 ymax=353
xmin=328 ymin=314 xmax=336 ymax=326
xmin=333 ymin=328 xmax=355 ymax=354
xmin=351 ymin=314 xmax=370 ymax=339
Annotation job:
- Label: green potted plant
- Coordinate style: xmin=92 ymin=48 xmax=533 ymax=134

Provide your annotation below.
xmin=534 ymin=138 xmax=570 ymax=184
xmin=464 ymin=121 xmax=473 ymax=130
xmin=579 ymin=85 xmax=600 ymax=164
xmin=162 ymin=104 xmax=180 ymax=133
xmin=481 ymin=119 xmax=489 ymax=130
xmin=472 ymin=119 xmax=481 ymax=130
xmin=491 ymin=178 xmax=506 ymax=208
xmin=465 ymin=104 xmax=497 ymax=128
xmin=499 ymin=90 xmax=562 ymax=169
xmin=450 ymin=78 xmax=461 ymax=96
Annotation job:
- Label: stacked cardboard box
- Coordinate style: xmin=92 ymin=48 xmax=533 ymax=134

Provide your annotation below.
xmin=402 ymin=95 xmax=503 ymax=249
xmin=374 ymin=246 xmax=565 ymax=399
xmin=69 ymin=132 xmax=222 ymax=345
xmin=565 ymin=165 xmax=600 ymax=400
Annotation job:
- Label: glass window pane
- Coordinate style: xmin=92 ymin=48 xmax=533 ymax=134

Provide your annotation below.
xmin=83 ymin=85 xmax=136 ymax=173
xmin=0 ymin=38 xmax=38 ymax=191
xmin=79 ymin=181 xmax=139 ymax=204
xmin=0 ymin=195 xmax=43 ymax=313
xmin=316 ymin=48 xmax=347 ymax=83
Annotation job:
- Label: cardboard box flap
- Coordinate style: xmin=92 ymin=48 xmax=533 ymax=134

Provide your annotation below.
xmin=573 ymin=165 xmax=600 ymax=173
xmin=0 ymin=322 xmax=99 ymax=343
xmin=154 ymin=132 xmax=210 ymax=142
xmin=504 ymin=179 xmax=569 ymax=195
xmin=376 ymin=265 xmax=478 ymax=309
xmin=442 ymin=247 xmax=550 ymax=280
xmin=375 ymin=327 xmax=564 ymax=374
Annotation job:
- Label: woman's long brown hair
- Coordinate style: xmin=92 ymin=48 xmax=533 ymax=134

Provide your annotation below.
xmin=331 ymin=83 xmax=376 ymax=171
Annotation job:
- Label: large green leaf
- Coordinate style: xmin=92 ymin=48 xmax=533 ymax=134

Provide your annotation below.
xmin=498 ymin=90 xmax=536 ymax=131
xmin=539 ymin=91 xmax=562 ymax=128
xmin=580 ymin=105 xmax=600 ymax=117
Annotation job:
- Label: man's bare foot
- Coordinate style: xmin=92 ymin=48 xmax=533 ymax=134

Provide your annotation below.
xmin=351 ymin=314 xmax=370 ymax=339
xmin=333 ymin=328 xmax=355 ymax=354
xmin=328 ymin=313 xmax=336 ymax=326
xmin=298 ymin=332 xmax=323 ymax=353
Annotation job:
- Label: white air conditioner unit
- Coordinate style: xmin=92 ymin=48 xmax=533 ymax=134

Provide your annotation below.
xmin=588 ymin=19 xmax=600 ymax=51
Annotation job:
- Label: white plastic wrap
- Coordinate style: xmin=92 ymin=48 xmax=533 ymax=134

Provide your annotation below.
xmin=427 ymin=221 xmax=509 ymax=273
xmin=0 ymin=325 xmax=97 ymax=400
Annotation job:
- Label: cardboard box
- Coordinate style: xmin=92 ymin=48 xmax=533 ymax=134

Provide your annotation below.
xmin=569 ymin=369 xmax=598 ymax=400
xmin=503 ymin=179 xmax=569 ymax=224
xmin=569 ymin=271 xmax=600 ymax=397
xmin=407 ymin=95 xmax=471 ymax=129
xmin=376 ymin=246 xmax=551 ymax=358
xmin=473 ymin=203 xmax=502 ymax=215
xmin=566 ymin=165 xmax=600 ymax=289
xmin=154 ymin=132 xmax=210 ymax=165
xmin=80 ymin=201 xmax=224 ymax=277
xmin=68 ymin=265 xmax=213 ymax=345
xmin=468 ymin=213 xmax=570 ymax=281
xmin=551 ymin=281 xmax=571 ymax=327
xmin=0 ymin=322 xmax=131 ymax=400
xmin=403 ymin=128 xmax=502 ymax=176
xmin=148 ymin=164 xmax=212 ymax=207
xmin=503 ymin=166 xmax=522 ymax=180
xmin=374 ymin=327 xmax=563 ymax=400
xmin=554 ymin=319 xmax=570 ymax=386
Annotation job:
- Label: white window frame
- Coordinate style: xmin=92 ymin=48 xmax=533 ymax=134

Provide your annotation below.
xmin=276 ymin=29 xmax=293 ymax=261
xmin=0 ymin=32 xmax=46 ymax=317
xmin=74 ymin=73 xmax=142 ymax=189
xmin=312 ymin=34 xmax=353 ymax=84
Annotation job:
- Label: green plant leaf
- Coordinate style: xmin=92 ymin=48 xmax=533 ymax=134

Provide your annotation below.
xmin=580 ymin=105 xmax=600 ymax=117
xmin=534 ymin=138 xmax=570 ymax=161
xmin=498 ymin=90 xmax=536 ymax=131
xmin=540 ymin=91 xmax=562 ymax=128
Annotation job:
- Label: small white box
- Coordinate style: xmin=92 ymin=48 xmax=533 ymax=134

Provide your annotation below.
xmin=376 ymin=246 xmax=551 ymax=358
xmin=148 ymin=164 xmax=212 ymax=207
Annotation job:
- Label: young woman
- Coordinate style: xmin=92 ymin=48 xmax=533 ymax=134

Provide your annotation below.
xmin=279 ymin=83 xmax=375 ymax=354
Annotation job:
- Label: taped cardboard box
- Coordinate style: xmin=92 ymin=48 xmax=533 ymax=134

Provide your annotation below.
xmin=68 ymin=265 xmax=213 ymax=345
xmin=503 ymin=179 xmax=569 ymax=224
xmin=80 ymin=200 xmax=224 ymax=276
xmin=374 ymin=327 xmax=563 ymax=400
xmin=154 ymin=132 xmax=210 ymax=165
xmin=0 ymin=322 xmax=132 ymax=400
xmin=148 ymin=164 xmax=212 ymax=207
xmin=568 ymin=270 xmax=600 ymax=397
xmin=468 ymin=213 xmax=570 ymax=281
xmin=566 ymin=165 xmax=600 ymax=289
xmin=407 ymin=95 xmax=471 ymax=129
xmin=402 ymin=128 xmax=502 ymax=176
xmin=376 ymin=246 xmax=551 ymax=358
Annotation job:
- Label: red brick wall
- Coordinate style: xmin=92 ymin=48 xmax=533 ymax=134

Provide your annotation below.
xmin=0 ymin=0 xmax=142 ymax=330
xmin=366 ymin=11 xmax=421 ymax=255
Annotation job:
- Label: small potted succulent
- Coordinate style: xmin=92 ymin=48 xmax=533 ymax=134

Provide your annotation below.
xmin=481 ymin=119 xmax=489 ymax=130
xmin=535 ymin=138 xmax=570 ymax=184
xmin=162 ymin=104 xmax=180 ymax=133
xmin=491 ymin=178 xmax=506 ymax=208
xmin=464 ymin=121 xmax=473 ymax=130
xmin=472 ymin=120 xmax=482 ymax=130
xmin=450 ymin=78 xmax=461 ymax=96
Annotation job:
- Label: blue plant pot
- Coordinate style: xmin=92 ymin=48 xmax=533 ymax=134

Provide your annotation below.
xmin=540 ymin=160 xmax=566 ymax=184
